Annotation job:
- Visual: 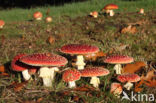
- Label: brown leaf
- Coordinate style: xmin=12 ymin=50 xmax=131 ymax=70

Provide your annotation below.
xmin=46 ymin=8 xmax=50 ymax=16
xmin=0 ymin=73 xmax=9 ymax=77
xmin=13 ymin=81 xmax=28 ymax=92
xmin=121 ymin=25 xmax=137 ymax=34
xmin=144 ymin=80 xmax=156 ymax=87
xmin=0 ymin=35 xmax=5 ymax=45
xmin=0 ymin=65 xmax=5 ymax=73
xmin=122 ymin=61 xmax=146 ymax=73
xmin=84 ymin=51 xmax=107 ymax=61
xmin=36 ymin=98 xmax=43 ymax=103
xmin=134 ymin=80 xmax=145 ymax=92
xmin=73 ymin=85 xmax=96 ymax=92
xmin=46 ymin=36 xmax=55 ymax=45
xmin=141 ymin=70 xmax=155 ymax=81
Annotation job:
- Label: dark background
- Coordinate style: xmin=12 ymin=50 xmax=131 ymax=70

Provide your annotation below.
xmin=0 ymin=0 xmax=88 ymax=9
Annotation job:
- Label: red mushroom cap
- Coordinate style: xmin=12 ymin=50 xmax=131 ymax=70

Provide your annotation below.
xmin=33 ymin=11 xmax=42 ymax=19
xmin=104 ymin=55 xmax=134 ymax=64
xmin=0 ymin=20 xmax=5 ymax=26
xmin=110 ymin=82 xmax=122 ymax=93
xmin=104 ymin=4 xmax=118 ymax=10
xmin=60 ymin=44 xmax=99 ymax=55
xmin=80 ymin=67 xmax=109 ymax=77
xmin=117 ymin=73 xmax=140 ymax=83
xmin=62 ymin=69 xmax=81 ymax=82
xmin=11 ymin=53 xmax=39 ymax=72
xmin=20 ymin=53 xmax=68 ymax=67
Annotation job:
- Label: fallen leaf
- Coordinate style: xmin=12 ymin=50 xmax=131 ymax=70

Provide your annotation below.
xmin=134 ymin=80 xmax=145 ymax=92
xmin=141 ymin=70 xmax=155 ymax=81
xmin=0 ymin=73 xmax=9 ymax=77
xmin=13 ymin=81 xmax=28 ymax=92
xmin=0 ymin=65 xmax=5 ymax=73
xmin=121 ymin=25 xmax=137 ymax=34
xmin=144 ymin=79 xmax=156 ymax=87
xmin=73 ymin=85 xmax=96 ymax=92
xmin=46 ymin=36 xmax=55 ymax=45
xmin=84 ymin=51 xmax=107 ymax=61
xmin=122 ymin=61 xmax=146 ymax=73
xmin=36 ymin=97 xmax=43 ymax=103
xmin=114 ymin=44 xmax=129 ymax=52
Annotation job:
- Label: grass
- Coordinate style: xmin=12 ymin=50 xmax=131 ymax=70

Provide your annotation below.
xmin=0 ymin=0 xmax=156 ymax=102
xmin=0 ymin=0 xmax=155 ymax=22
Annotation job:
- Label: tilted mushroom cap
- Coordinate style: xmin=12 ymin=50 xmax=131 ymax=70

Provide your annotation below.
xmin=117 ymin=73 xmax=140 ymax=83
xmin=63 ymin=69 xmax=81 ymax=82
xmin=11 ymin=53 xmax=38 ymax=71
xmin=104 ymin=4 xmax=118 ymax=10
xmin=60 ymin=44 xmax=99 ymax=55
xmin=80 ymin=67 xmax=110 ymax=77
xmin=110 ymin=82 xmax=122 ymax=94
xmin=33 ymin=11 xmax=42 ymax=19
xmin=104 ymin=55 xmax=134 ymax=64
xmin=20 ymin=53 xmax=68 ymax=67
xmin=0 ymin=20 xmax=5 ymax=27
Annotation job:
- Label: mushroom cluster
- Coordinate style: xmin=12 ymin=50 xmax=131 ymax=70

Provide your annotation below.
xmin=10 ymin=42 xmax=140 ymax=100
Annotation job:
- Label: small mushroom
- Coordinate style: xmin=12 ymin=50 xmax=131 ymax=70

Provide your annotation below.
xmin=33 ymin=11 xmax=43 ymax=20
xmin=60 ymin=44 xmax=99 ymax=70
xmin=20 ymin=53 xmax=68 ymax=87
xmin=139 ymin=8 xmax=144 ymax=14
xmin=80 ymin=67 xmax=109 ymax=88
xmin=45 ymin=16 xmax=53 ymax=23
xmin=90 ymin=11 xmax=98 ymax=18
xmin=117 ymin=73 xmax=140 ymax=90
xmin=0 ymin=20 xmax=5 ymax=28
xmin=62 ymin=69 xmax=81 ymax=88
xmin=110 ymin=82 xmax=123 ymax=98
xmin=104 ymin=55 xmax=134 ymax=74
xmin=102 ymin=4 xmax=118 ymax=16
xmin=11 ymin=53 xmax=38 ymax=80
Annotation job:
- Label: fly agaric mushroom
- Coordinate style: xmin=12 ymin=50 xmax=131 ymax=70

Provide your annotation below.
xmin=0 ymin=20 xmax=5 ymax=28
xmin=117 ymin=73 xmax=140 ymax=90
xmin=90 ymin=11 xmax=98 ymax=18
xmin=45 ymin=16 xmax=52 ymax=23
xmin=102 ymin=4 xmax=118 ymax=16
xmin=20 ymin=53 xmax=68 ymax=87
xmin=60 ymin=44 xmax=99 ymax=70
xmin=63 ymin=69 xmax=81 ymax=88
xmin=11 ymin=53 xmax=38 ymax=80
xmin=104 ymin=55 xmax=134 ymax=74
xmin=33 ymin=11 xmax=43 ymax=20
xmin=139 ymin=8 xmax=144 ymax=14
xmin=110 ymin=82 xmax=123 ymax=98
xmin=80 ymin=67 xmax=109 ymax=88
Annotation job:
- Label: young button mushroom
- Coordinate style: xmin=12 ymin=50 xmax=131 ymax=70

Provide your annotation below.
xmin=0 ymin=20 xmax=5 ymax=28
xmin=63 ymin=69 xmax=81 ymax=88
xmin=104 ymin=55 xmax=134 ymax=74
xmin=60 ymin=44 xmax=99 ymax=70
xmin=11 ymin=53 xmax=38 ymax=80
xmin=110 ymin=82 xmax=123 ymax=98
xmin=117 ymin=73 xmax=140 ymax=90
xmin=80 ymin=67 xmax=109 ymax=88
xmin=90 ymin=11 xmax=98 ymax=18
xmin=20 ymin=53 xmax=68 ymax=87
xmin=45 ymin=16 xmax=53 ymax=23
xmin=139 ymin=8 xmax=144 ymax=14
xmin=102 ymin=4 xmax=118 ymax=16
xmin=33 ymin=11 xmax=43 ymax=20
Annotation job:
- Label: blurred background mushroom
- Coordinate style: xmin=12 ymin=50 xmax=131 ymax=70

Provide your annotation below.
xmin=102 ymin=4 xmax=118 ymax=16
xmin=0 ymin=20 xmax=5 ymax=28
xmin=33 ymin=11 xmax=43 ymax=20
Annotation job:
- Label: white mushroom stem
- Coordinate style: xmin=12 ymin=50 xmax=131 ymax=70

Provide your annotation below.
xmin=36 ymin=18 xmax=42 ymax=20
xmin=68 ymin=81 xmax=76 ymax=88
xmin=0 ymin=26 xmax=3 ymax=28
xmin=124 ymin=82 xmax=133 ymax=90
xmin=109 ymin=10 xmax=114 ymax=16
xmin=39 ymin=67 xmax=59 ymax=87
xmin=114 ymin=64 xmax=122 ymax=74
xmin=76 ymin=55 xmax=86 ymax=70
xmin=90 ymin=76 xmax=100 ymax=88
xmin=22 ymin=69 xmax=31 ymax=81
xmin=106 ymin=9 xmax=110 ymax=14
